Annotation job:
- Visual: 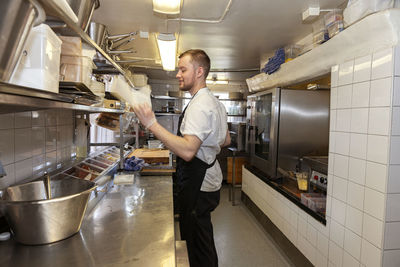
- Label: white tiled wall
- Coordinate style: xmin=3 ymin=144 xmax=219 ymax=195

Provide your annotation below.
xmin=0 ymin=109 xmax=75 ymax=189
xmin=243 ymin=46 xmax=400 ymax=267
xmin=329 ymin=46 xmax=400 ymax=267
xmin=383 ymin=46 xmax=400 ymax=266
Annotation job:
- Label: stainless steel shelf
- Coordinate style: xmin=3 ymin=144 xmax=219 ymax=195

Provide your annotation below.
xmin=39 ymin=0 xmax=134 ymax=87
xmin=0 ymin=82 xmax=124 ymax=114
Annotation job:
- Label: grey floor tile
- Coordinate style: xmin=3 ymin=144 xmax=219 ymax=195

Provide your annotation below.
xmin=213 ymin=185 xmax=294 ymax=267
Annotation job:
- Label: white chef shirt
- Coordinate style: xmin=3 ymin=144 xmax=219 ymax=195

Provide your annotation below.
xmin=180 ymin=87 xmax=228 ymax=192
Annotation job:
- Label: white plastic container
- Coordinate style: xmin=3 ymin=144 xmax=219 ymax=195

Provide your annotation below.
xmin=312 ymin=18 xmax=328 ymax=44
xmin=324 ymin=9 xmax=343 ymax=27
xmin=90 ymin=80 xmax=105 ymax=98
xmin=133 ymin=73 xmax=148 ymax=87
xmin=10 ymin=24 xmax=62 ymax=93
xmin=82 ymin=43 xmax=97 ymax=60
xmin=59 ymin=55 xmax=95 ymax=88
xmin=59 ymin=36 xmax=82 ymax=56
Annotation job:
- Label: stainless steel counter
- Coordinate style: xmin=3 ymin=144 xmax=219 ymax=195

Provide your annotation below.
xmin=0 ymin=175 xmax=176 ymax=267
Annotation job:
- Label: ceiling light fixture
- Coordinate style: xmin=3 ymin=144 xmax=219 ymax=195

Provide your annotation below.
xmin=153 ymin=0 xmax=181 ymax=15
xmin=156 ymin=33 xmax=177 ymax=71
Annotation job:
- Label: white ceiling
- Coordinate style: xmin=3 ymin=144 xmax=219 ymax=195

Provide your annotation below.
xmin=92 ymin=0 xmax=346 ymax=81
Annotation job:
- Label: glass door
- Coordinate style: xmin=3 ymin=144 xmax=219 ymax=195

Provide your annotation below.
xmin=254 ymin=94 xmax=272 ymax=160
xmin=247 ymin=88 xmax=280 ymax=178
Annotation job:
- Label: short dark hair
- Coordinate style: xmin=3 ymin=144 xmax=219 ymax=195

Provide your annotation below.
xmin=179 ymin=49 xmax=210 ymax=78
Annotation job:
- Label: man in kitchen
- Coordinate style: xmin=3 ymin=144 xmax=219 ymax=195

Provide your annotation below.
xmin=133 ymin=49 xmax=230 ymax=267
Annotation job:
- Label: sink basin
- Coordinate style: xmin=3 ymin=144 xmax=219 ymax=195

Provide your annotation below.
xmin=0 ymin=176 xmax=97 ymax=245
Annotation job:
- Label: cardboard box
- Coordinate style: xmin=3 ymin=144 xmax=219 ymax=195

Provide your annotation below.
xmin=103 ymin=100 xmax=121 ymax=109
xmin=227 ymin=157 xmax=248 ymax=184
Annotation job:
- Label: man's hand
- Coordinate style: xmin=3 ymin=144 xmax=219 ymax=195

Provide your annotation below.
xmin=133 ymin=103 xmax=156 ymax=129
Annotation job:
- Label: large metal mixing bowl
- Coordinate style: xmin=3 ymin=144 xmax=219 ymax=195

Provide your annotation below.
xmin=0 ymin=176 xmax=97 ymax=245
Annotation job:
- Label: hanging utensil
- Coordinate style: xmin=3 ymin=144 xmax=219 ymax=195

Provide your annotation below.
xmin=43 ymin=172 xmax=51 ymax=200
xmin=110 ymin=37 xmax=135 ymax=50
xmin=107 ymin=31 xmax=137 ymax=41
xmin=106 ymin=31 xmax=137 ymax=50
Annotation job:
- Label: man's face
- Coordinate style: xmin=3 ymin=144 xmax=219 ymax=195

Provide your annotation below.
xmin=176 ymin=55 xmax=197 ymax=91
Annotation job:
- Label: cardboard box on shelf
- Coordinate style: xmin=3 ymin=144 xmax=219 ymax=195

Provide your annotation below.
xmin=227 ymin=157 xmax=248 ymax=184
xmin=103 ymin=99 xmax=121 ymax=109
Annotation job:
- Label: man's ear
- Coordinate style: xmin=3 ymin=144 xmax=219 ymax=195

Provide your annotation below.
xmin=196 ymin=66 xmax=204 ymax=79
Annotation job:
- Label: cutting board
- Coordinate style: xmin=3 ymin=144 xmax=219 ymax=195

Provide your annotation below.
xmin=127 ymin=148 xmax=170 ymax=164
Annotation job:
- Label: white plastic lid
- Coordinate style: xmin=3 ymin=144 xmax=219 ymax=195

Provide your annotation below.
xmin=0 ymin=232 xmax=11 ymax=241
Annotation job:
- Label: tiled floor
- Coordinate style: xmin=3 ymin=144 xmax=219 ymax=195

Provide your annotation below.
xmin=212 ymin=185 xmax=294 ymax=267
xmin=174 ymin=185 xmax=294 ymax=267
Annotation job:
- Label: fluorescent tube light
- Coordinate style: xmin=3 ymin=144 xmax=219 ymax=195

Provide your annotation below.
xmin=156 ymin=33 xmax=177 ymax=71
xmin=153 ymin=0 xmax=181 ymax=15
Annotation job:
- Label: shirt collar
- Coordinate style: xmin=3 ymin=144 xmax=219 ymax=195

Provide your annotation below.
xmin=192 ymin=87 xmax=208 ymax=99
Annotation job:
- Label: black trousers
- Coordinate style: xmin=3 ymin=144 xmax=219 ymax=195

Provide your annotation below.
xmin=179 ymin=189 xmax=220 ymax=267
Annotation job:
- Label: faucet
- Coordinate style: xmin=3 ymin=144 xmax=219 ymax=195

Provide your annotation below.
xmin=295 ymin=157 xmax=303 ymax=173
xmin=0 ymin=160 xmax=6 ymax=178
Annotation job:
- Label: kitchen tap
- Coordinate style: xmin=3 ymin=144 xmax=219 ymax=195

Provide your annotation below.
xmin=295 ymin=157 xmax=303 ymax=172
xmin=0 ymin=160 xmax=6 ymax=178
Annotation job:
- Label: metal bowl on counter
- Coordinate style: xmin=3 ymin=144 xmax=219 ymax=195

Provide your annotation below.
xmin=0 ymin=176 xmax=97 ymax=245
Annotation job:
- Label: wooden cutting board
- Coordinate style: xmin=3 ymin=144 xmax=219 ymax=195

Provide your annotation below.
xmin=127 ymin=148 xmax=170 ymax=164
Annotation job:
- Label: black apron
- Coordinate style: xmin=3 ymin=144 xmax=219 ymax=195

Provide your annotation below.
xmin=176 ymin=104 xmax=219 ymax=267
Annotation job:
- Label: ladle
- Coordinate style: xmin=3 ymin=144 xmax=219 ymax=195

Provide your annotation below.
xmin=43 ymin=173 xmax=51 ymax=200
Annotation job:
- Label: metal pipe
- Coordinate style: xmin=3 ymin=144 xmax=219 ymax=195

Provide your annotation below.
xmin=107 ymin=50 xmax=135 ymax=54
xmin=116 ymin=60 xmax=144 ymax=63
xmin=168 ymin=0 xmax=233 ymax=24
xmin=119 ymin=56 xmax=155 ymax=61
xmin=210 ymin=68 xmax=259 ymax=72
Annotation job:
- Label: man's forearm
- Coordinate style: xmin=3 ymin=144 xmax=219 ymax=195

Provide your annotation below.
xmin=221 ymin=129 xmax=231 ymax=147
xmin=148 ymin=122 xmax=201 ymax=161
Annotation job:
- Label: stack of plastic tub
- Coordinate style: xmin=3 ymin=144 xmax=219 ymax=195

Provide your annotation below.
xmin=90 ymin=80 xmax=105 ymax=98
xmin=312 ymin=18 xmax=329 ymax=45
xmin=325 ymin=9 xmax=344 ymax=38
xmin=10 ymin=24 xmax=62 ymax=93
xmin=59 ymin=36 xmax=95 ymax=89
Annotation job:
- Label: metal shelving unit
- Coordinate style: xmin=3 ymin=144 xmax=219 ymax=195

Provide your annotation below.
xmin=0 ymin=82 xmax=124 ymax=114
xmin=1 ymin=2 xmax=140 ymax=169
xmin=38 ymin=0 xmax=133 ymax=86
